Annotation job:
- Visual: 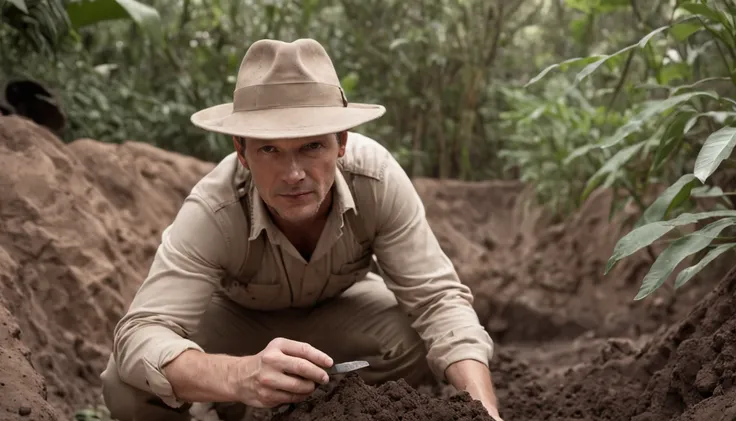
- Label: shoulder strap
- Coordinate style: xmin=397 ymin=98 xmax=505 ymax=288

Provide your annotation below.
xmin=234 ymin=172 xmax=265 ymax=283
xmin=342 ymin=170 xmax=373 ymax=246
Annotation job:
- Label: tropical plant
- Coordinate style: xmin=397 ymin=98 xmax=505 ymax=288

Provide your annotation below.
xmin=523 ymin=0 xmax=736 ymax=299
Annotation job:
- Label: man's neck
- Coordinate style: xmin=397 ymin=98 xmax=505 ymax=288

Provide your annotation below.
xmin=270 ymin=191 xmax=334 ymax=261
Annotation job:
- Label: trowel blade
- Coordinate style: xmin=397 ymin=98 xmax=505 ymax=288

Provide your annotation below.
xmin=326 ymin=360 xmax=369 ymax=375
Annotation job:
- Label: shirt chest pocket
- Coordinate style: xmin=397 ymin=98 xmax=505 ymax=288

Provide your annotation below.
xmin=319 ymin=251 xmax=374 ymax=301
xmin=221 ymin=275 xmax=288 ymax=311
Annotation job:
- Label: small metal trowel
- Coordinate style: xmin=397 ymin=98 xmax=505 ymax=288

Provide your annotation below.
xmin=326 ymin=360 xmax=370 ymax=375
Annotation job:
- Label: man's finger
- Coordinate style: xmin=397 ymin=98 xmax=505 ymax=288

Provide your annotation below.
xmin=277 ymin=354 xmax=329 ymax=384
xmin=275 ymin=338 xmax=333 ymax=368
xmin=258 ymin=389 xmax=310 ymax=408
xmin=265 ymin=371 xmax=319 ymax=394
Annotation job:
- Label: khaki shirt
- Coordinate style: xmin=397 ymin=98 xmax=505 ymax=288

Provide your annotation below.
xmin=112 ymin=132 xmax=494 ymax=407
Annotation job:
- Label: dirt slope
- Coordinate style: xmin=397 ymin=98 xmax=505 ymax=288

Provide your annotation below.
xmin=413 ymin=177 xmax=718 ymax=344
xmin=0 ymin=115 xmax=731 ymax=421
xmin=0 ymin=115 xmax=214 ymax=416
xmin=0 ymin=300 xmax=63 ymax=421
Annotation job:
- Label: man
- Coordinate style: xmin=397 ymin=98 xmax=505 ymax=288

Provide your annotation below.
xmin=100 ymin=38 xmax=503 ymax=421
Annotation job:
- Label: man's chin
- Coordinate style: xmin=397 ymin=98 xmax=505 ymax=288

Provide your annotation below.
xmin=275 ymin=206 xmax=320 ymax=224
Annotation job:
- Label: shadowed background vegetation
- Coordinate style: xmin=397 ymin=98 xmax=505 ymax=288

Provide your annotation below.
xmin=2 ymin=0 xmax=736 ymax=329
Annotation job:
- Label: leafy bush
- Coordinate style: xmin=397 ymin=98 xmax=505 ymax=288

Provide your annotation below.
xmin=523 ymin=0 xmax=736 ymax=299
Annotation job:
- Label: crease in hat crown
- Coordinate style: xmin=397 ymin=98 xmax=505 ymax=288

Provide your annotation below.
xmin=233 ymin=38 xmax=348 ymax=112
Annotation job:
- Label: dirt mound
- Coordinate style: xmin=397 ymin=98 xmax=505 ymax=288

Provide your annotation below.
xmin=1 ymin=115 xmax=733 ymax=421
xmin=414 ymin=178 xmax=720 ymax=344
xmin=632 ymin=264 xmax=736 ymax=421
xmin=0 ymin=115 xmax=214 ymax=416
xmin=270 ymin=373 xmax=493 ymax=421
xmin=485 ymin=265 xmax=736 ymax=421
xmin=0 ymin=300 xmax=63 ymax=421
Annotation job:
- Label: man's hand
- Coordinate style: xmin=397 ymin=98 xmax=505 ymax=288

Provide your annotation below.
xmin=445 ymin=359 xmax=504 ymax=421
xmin=231 ymin=338 xmax=334 ymax=408
xmin=164 ymin=338 xmax=333 ymax=408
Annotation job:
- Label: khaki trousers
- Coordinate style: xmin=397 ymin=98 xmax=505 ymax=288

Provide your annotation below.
xmin=100 ymin=273 xmax=433 ymax=421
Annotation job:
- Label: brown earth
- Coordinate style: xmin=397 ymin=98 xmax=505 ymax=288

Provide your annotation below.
xmin=0 ymin=114 xmax=734 ymax=421
xmin=270 ymin=373 xmax=493 ymax=421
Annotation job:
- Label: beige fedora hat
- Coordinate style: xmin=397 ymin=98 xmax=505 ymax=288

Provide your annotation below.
xmin=191 ymin=38 xmax=386 ymax=139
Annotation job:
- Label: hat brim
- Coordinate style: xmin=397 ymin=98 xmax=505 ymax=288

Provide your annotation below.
xmin=190 ymin=102 xmax=386 ymax=139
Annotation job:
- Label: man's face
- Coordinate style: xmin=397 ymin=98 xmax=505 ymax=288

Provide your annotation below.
xmin=235 ymin=133 xmax=347 ymax=225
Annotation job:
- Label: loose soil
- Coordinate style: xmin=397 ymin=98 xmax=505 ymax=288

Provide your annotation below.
xmin=0 ymin=114 xmax=734 ymax=421
xmin=270 ymin=374 xmax=493 ymax=421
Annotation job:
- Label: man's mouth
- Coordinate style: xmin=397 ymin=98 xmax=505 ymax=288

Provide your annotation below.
xmin=281 ymin=191 xmax=311 ymax=198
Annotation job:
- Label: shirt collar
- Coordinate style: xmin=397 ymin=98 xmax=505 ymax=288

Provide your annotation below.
xmin=247 ymin=168 xmax=356 ymax=241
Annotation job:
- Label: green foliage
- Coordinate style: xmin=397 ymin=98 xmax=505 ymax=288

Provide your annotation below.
xmin=65 ymin=0 xmax=161 ymax=36
xmin=74 ymin=406 xmax=111 ymax=421
xmin=2 ymin=0 xmax=542 ymax=177
xmin=519 ymin=0 xmax=736 ymax=300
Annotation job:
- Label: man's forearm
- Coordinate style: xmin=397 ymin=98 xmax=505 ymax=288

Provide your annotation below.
xmin=445 ymin=359 xmax=501 ymax=419
xmin=163 ymin=349 xmax=248 ymax=403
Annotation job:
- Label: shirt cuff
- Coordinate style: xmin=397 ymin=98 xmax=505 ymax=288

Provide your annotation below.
xmin=140 ymin=339 xmax=204 ymax=408
xmin=425 ymin=326 xmax=494 ymax=382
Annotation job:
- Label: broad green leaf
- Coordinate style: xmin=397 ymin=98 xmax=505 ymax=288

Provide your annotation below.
xmin=670 ymin=21 xmax=703 ymax=40
xmin=635 ymin=174 xmax=698 ymax=229
xmin=565 ymin=91 xmax=718 ymax=164
xmin=652 ymin=112 xmax=693 ymax=172
xmin=571 ymin=24 xmax=669 ymax=86
xmin=570 ymin=16 xmax=589 ymax=43
xmin=691 ymin=185 xmax=726 ymax=197
xmin=680 ymin=3 xmax=730 ymax=27
xmin=674 ymin=243 xmax=736 ymax=289
xmin=605 ymin=210 xmax=736 ymax=273
xmin=694 ymin=126 xmax=736 ymax=183
xmin=582 ymin=142 xmax=645 ymax=201
xmin=66 ymin=0 xmax=160 ymax=36
xmin=525 ymin=55 xmax=605 ymax=87
xmin=671 ymin=77 xmax=731 ymax=95
xmin=685 ymin=112 xmax=736 ymax=133
xmin=8 ymin=0 xmax=28 ymax=13
xmin=634 ymin=218 xmax=736 ymax=300
xmin=660 ymin=62 xmax=692 ymax=85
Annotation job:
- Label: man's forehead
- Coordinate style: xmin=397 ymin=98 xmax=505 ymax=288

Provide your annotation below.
xmin=245 ymin=133 xmax=337 ymax=146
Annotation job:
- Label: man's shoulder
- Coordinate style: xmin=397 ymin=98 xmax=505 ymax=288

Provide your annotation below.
xmin=189 ymin=152 xmax=245 ymax=213
xmin=339 ymin=132 xmax=395 ymax=182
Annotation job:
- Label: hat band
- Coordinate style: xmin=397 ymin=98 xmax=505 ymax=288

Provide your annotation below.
xmin=233 ymin=82 xmax=348 ymax=112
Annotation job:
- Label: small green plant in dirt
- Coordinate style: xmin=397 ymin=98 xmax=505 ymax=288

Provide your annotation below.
xmin=524 ymin=0 xmax=736 ymax=299
xmin=74 ymin=405 xmax=112 ymax=421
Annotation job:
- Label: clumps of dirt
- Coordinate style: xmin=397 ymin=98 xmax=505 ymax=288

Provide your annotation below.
xmin=485 ymin=266 xmax=736 ymax=421
xmin=0 ymin=115 xmax=214 ymax=417
xmin=630 ymin=264 xmax=736 ymax=421
xmin=271 ymin=373 xmax=494 ymax=421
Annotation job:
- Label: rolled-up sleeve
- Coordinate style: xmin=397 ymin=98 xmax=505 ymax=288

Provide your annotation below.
xmin=370 ymin=157 xmax=494 ymax=381
xmin=112 ymin=193 xmax=227 ymax=408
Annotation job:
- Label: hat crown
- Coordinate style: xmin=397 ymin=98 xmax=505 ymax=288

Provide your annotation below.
xmin=233 ymin=39 xmax=346 ymax=112
xmin=237 ymin=38 xmax=340 ymax=88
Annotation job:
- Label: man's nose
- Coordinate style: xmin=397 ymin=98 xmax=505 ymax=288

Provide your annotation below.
xmin=282 ymin=157 xmax=305 ymax=184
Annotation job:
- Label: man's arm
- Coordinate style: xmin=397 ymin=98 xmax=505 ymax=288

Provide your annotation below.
xmin=367 ymin=153 xmax=500 ymax=417
xmin=446 ymin=360 xmax=502 ymax=420
xmin=112 ymin=193 xmax=228 ymax=408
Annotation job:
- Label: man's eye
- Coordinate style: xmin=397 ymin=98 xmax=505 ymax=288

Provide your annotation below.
xmin=304 ymin=143 xmax=322 ymax=150
xmin=260 ymin=146 xmax=276 ymax=153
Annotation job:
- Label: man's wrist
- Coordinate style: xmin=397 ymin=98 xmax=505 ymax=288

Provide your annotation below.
xmin=164 ymin=349 xmax=244 ymax=403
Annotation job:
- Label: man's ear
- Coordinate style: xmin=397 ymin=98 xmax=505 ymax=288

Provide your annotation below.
xmin=232 ymin=136 xmax=249 ymax=169
xmin=337 ymin=131 xmax=348 ymax=158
